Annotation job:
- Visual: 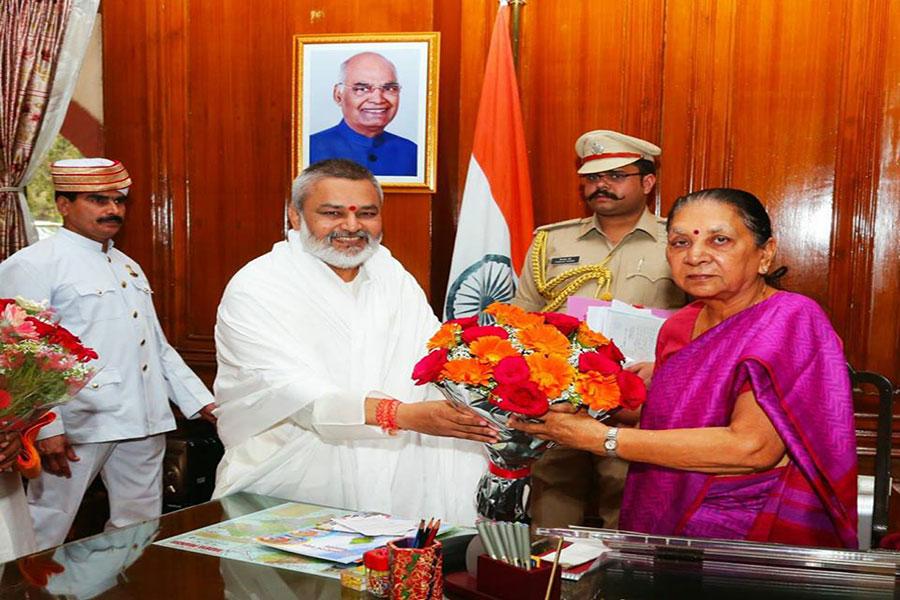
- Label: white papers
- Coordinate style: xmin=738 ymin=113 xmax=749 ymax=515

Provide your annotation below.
xmin=330 ymin=515 xmax=419 ymax=537
xmin=542 ymin=540 xmax=609 ymax=568
xmin=586 ymin=300 xmax=667 ymax=363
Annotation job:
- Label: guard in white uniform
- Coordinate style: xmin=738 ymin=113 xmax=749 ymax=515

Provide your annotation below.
xmin=0 ymin=158 xmax=214 ymax=551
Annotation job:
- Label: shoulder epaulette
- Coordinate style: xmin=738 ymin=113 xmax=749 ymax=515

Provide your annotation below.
xmin=534 ymin=217 xmax=588 ymax=233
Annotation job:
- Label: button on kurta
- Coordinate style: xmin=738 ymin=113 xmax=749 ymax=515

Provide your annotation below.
xmin=121 ymin=281 xmax=127 ymax=288
xmin=140 ymin=339 xmax=146 ymax=346
xmin=142 ymin=365 xmax=148 ymax=372
xmin=133 ymin=311 xmax=138 ymax=318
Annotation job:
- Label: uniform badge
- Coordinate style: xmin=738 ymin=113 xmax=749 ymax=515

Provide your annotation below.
xmin=550 ymin=256 xmax=580 ymax=265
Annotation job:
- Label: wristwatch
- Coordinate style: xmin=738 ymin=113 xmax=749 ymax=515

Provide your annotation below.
xmin=603 ymin=427 xmax=619 ymax=457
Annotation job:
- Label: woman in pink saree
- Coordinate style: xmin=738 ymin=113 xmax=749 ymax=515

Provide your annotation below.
xmin=511 ymin=188 xmax=857 ymax=548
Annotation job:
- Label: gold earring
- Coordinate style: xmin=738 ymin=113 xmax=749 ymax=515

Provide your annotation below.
xmin=760 ymin=266 xmax=769 ymax=274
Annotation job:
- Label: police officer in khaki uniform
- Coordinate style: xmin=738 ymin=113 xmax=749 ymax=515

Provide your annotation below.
xmin=513 ymin=130 xmax=685 ymax=530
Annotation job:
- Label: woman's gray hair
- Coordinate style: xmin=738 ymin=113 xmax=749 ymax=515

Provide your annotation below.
xmin=291 ymin=159 xmax=383 ymax=212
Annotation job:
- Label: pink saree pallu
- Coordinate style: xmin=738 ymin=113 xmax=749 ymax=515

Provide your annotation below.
xmin=620 ymin=292 xmax=858 ymax=548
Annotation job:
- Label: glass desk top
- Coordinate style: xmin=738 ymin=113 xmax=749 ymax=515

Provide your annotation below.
xmin=1 ymin=493 xmax=898 ymax=599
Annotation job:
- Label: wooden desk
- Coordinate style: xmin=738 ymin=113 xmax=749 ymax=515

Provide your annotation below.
xmin=1 ymin=493 xmax=897 ymax=599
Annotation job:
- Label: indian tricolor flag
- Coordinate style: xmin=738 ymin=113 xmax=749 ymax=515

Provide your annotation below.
xmin=444 ymin=2 xmax=534 ymax=320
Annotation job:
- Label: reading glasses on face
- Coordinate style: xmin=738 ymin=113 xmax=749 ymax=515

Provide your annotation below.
xmin=341 ymin=83 xmax=402 ymax=97
xmin=581 ymin=171 xmax=643 ymax=184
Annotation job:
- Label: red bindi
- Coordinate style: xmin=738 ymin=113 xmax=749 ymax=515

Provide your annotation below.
xmin=348 ymin=205 xmax=357 ymax=212
xmin=693 ymin=229 xmax=700 ymax=235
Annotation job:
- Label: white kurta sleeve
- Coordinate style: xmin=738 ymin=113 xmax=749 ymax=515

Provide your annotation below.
xmin=148 ymin=309 xmax=212 ymax=418
xmin=214 ymin=285 xmax=389 ymax=447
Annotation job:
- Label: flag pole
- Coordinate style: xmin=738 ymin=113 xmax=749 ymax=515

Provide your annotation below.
xmin=509 ymin=0 xmax=526 ymax=70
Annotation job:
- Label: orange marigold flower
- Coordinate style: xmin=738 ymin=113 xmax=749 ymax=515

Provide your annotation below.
xmin=484 ymin=303 xmax=545 ymax=329
xmin=576 ymin=371 xmax=621 ymax=411
xmin=525 ymin=353 xmax=573 ymax=399
xmin=484 ymin=302 xmax=526 ymax=323
xmin=469 ymin=336 xmax=519 ymax=365
xmin=441 ymin=358 xmax=493 ymax=386
xmin=427 ymin=323 xmax=461 ymax=350
xmin=519 ymin=324 xmax=571 ymax=357
xmin=576 ymin=323 xmax=610 ymax=348
xmin=509 ymin=312 xmax=547 ymax=329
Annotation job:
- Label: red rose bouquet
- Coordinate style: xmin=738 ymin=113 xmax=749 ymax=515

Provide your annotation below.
xmin=412 ymin=302 xmax=646 ymax=521
xmin=0 ymin=297 xmax=98 ymax=477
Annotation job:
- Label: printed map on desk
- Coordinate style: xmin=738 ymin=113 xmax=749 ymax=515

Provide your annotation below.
xmin=256 ymin=527 xmax=397 ymax=564
xmin=154 ymin=502 xmax=360 ymax=579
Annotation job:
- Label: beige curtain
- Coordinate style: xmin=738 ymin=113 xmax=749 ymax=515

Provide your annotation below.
xmin=0 ymin=0 xmax=99 ymax=261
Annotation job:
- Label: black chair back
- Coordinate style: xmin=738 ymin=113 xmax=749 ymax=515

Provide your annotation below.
xmin=849 ymin=364 xmax=895 ymax=548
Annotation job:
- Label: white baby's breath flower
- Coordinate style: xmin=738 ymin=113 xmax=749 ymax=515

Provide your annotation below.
xmin=15 ymin=296 xmax=49 ymax=314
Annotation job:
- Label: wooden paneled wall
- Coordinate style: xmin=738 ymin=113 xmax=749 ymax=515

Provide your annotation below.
xmin=101 ymin=0 xmax=900 ymax=390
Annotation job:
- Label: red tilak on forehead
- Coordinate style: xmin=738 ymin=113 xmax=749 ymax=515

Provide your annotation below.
xmin=348 ymin=205 xmax=357 ymax=212
xmin=693 ymin=229 xmax=700 ymax=235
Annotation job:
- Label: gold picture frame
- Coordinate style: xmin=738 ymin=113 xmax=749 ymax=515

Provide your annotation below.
xmin=292 ymin=32 xmax=440 ymax=193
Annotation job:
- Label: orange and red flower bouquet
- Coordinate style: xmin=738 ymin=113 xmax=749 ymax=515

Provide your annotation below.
xmin=412 ymin=302 xmax=646 ymax=521
xmin=0 ymin=297 xmax=97 ymax=478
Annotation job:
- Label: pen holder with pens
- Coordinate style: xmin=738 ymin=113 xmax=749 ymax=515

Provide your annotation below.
xmin=476 ymin=554 xmax=561 ymax=600
xmin=387 ymin=537 xmax=443 ymax=599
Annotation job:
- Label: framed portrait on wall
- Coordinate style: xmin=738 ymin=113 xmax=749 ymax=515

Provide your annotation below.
xmin=292 ymin=32 xmax=440 ymax=192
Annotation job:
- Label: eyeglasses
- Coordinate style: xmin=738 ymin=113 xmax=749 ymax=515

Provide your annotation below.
xmin=340 ymin=83 xmax=402 ymax=97
xmin=581 ymin=171 xmax=644 ymax=184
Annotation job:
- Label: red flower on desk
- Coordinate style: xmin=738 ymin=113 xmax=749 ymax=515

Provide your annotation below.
xmin=1 ymin=297 xmax=98 ymax=477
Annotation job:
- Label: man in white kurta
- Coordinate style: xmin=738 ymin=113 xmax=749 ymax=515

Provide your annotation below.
xmin=213 ymin=159 xmax=488 ymax=525
xmin=0 ymin=159 xmax=215 ymax=551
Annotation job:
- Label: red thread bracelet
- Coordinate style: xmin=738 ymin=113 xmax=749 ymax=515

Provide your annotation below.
xmin=375 ymin=399 xmax=401 ymax=435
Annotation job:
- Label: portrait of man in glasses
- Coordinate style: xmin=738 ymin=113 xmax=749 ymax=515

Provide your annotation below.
xmin=309 ymin=52 xmax=417 ymax=176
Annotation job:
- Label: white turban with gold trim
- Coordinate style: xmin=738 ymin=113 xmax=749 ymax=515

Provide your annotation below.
xmin=50 ymin=158 xmax=132 ymax=195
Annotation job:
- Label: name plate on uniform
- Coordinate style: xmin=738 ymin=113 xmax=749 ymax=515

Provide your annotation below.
xmin=550 ymin=256 xmax=579 ymax=265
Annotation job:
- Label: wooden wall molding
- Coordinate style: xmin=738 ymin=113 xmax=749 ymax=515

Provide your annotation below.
xmin=828 ymin=0 xmax=891 ymax=367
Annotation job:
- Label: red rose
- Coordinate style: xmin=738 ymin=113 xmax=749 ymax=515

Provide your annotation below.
xmin=537 ymin=312 xmax=581 ymax=337
xmin=578 ymin=351 xmax=621 ymax=375
xmin=39 ymin=324 xmax=97 ymax=362
xmin=493 ymin=382 xmax=548 ymax=416
xmin=75 ymin=345 xmax=99 ymax=362
xmin=0 ymin=298 xmax=16 ymax=311
xmin=411 ymin=349 xmax=449 ymax=385
xmin=494 ymin=356 xmax=530 ymax=385
xmin=461 ymin=325 xmax=509 ymax=344
xmin=50 ymin=327 xmax=80 ymax=350
xmin=447 ymin=316 xmax=478 ymax=329
xmin=597 ymin=341 xmax=626 ymax=363
xmin=0 ymin=389 xmax=11 ymax=410
xmin=617 ymin=369 xmax=647 ymax=410
xmin=25 ymin=316 xmax=56 ymax=339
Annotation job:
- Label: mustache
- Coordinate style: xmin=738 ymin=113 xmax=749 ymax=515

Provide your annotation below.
xmin=97 ymin=216 xmax=124 ymax=224
xmin=328 ymin=230 xmax=369 ymax=242
xmin=588 ymin=189 xmax=620 ymax=201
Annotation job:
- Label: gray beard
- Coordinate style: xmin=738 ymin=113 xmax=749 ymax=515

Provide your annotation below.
xmin=298 ymin=217 xmax=382 ymax=269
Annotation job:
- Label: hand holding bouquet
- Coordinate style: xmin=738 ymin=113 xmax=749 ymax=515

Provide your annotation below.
xmin=412 ymin=302 xmax=647 ymax=521
xmin=0 ymin=297 xmax=97 ymax=477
